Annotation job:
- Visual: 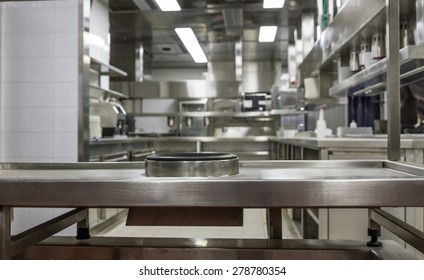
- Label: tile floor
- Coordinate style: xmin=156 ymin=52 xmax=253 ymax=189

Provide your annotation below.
xmin=101 ymin=209 xmax=300 ymax=239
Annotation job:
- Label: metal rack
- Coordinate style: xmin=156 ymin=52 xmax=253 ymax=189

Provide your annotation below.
xmin=298 ymin=0 xmax=405 ymax=160
xmin=89 ymin=85 xmax=129 ymax=100
xmin=90 ymin=56 xmax=127 ymax=77
xmin=330 ymin=46 xmax=424 ymax=97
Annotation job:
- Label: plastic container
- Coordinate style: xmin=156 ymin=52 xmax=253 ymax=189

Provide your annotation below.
xmin=315 ymin=108 xmax=328 ymax=138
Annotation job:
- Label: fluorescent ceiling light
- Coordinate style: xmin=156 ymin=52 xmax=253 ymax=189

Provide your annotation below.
xmin=175 ymin=28 xmax=208 ymax=63
xmin=154 ymin=0 xmax=181 ymax=11
xmin=263 ymin=0 xmax=285 ymax=9
xmin=259 ymin=26 xmax=278 ymax=42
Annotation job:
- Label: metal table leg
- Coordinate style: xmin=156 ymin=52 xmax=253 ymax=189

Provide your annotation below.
xmin=76 ymin=208 xmax=91 ymax=240
xmin=267 ymin=208 xmax=282 ymax=239
xmin=0 ymin=207 xmax=12 ymax=259
xmin=368 ymin=209 xmax=382 ymax=247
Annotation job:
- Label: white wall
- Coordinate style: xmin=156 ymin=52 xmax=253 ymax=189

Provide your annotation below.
xmin=89 ymin=0 xmax=110 ymax=88
xmin=0 ymin=0 xmax=80 ymax=235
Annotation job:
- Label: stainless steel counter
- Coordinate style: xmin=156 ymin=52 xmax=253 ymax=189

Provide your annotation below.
xmin=2 ymin=160 xmax=424 ymax=259
xmin=89 ymin=137 xmax=156 ymax=146
xmin=269 ymin=136 xmax=424 ymax=253
xmin=91 ymin=136 xmax=270 ymax=145
xmin=270 ymin=135 xmax=424 ymax=149
xmin=269 ymin=136 xmax=424 ymax=163
xmin=0 ymin=160 xmax=424 ymax=208
xmin=90 ymin=136 xmax=271 ymax=161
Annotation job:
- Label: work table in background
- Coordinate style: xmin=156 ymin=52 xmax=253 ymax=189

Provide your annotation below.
xmin=89 ymin=136 xmax=271 ymax=162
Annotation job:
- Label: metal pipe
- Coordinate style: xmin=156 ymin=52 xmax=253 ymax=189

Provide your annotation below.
xmin=0 ymin=207 xmax=11 ymax=260
xmin=386 ymin=0 xmax=401 ymax=161
xmin=11 ymin=208 xmax=88 ymax=256
xmin=78 ymin=0 xmax=91 ymax=162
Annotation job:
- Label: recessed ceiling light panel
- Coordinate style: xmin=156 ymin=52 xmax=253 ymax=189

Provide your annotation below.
xmin=154 ymin=0 xmax=181 ymax=11
xmin=175 ymin=28 xmax=208 ymax=63
xmin=259 ymin=26 xmax=278 ymax=42
xmin=263 ymin=0 xmax=285 ymax=9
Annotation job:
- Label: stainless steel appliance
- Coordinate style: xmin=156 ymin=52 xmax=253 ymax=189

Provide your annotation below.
xmin=241 ymin=92 xmax=268 ymax=111
xmin=90 ymin=99 xmax=127 ymax=137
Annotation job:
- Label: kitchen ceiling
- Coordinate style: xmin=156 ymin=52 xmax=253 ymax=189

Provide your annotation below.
xmin=108 ymin=0 xmax=317 ymax=70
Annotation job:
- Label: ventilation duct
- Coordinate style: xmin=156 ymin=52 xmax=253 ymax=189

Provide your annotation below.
xmin=222 ymin=8 xmax=243 ymax=38
xmin=132 ymin=0 xmax=152 ymax=10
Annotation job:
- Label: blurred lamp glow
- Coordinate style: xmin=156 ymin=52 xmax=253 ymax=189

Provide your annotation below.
xmin=259 ymin=26 xmax=278 ymax=42
xmin=263 ymin=0 xmax=285 ymax=8
xmin=175 ymin=28 xmax=208 ymax=63
xmin=154 ymin=0 xmax=181 ymax=11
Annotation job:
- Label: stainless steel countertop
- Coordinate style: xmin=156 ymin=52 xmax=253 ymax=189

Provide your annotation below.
xmin=90 ymin=136 xmax=270 ymax=145
xmin=1 ymin=160 xmax=424 ymax=208
xmin=269 ymin=135 xmax=424 ymax=149
xmin=91 ymin=135 xmax=424 ymax=148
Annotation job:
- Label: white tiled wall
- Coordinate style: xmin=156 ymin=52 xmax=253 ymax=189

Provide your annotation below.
xmin=0 ymin=0 xmax=80 ymax=235
xmin=0 ymin=0 xmax=79 ymax=163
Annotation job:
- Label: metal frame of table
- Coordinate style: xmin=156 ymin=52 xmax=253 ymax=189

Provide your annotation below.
xmin=1 ymin=160 xmax=424 ymax=259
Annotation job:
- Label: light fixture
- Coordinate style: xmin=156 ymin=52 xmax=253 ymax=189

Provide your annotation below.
xmin=175 ymin=28 xmax=208 ymax=63
xmin=154 ymin=0 xmax=181 ymax=11
xmin=263 ymin=0 xmax=285 ymax=9
xmin=259 ymin=26 xmax=278 ymax=42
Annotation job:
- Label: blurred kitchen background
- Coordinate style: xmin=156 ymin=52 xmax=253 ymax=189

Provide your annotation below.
xmin=2 ymin=0 xmax=424 ymax=258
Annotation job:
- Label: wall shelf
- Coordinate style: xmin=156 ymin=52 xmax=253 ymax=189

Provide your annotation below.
xmin=90 ymin=57 xmax=127 ymax=77
xmin=89 ymin=85 xmax=129 ymax=99
xmin=330 ymin=46 xmax=424 ymax=97
xmin=298 ymin=0 xmax=386 ymax=84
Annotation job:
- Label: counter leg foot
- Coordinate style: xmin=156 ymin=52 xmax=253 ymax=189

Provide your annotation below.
xmin=76 ymin=208 xmax=90 ymax=240
xmin=367 ymin=210 xmax=382 ymax=247
xmin=367 ymin=228 xmax=382 ymax=247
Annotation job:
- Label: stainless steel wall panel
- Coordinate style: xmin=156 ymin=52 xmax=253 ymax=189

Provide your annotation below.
xmin=111 ymin=80 xmax=241 ymax=99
